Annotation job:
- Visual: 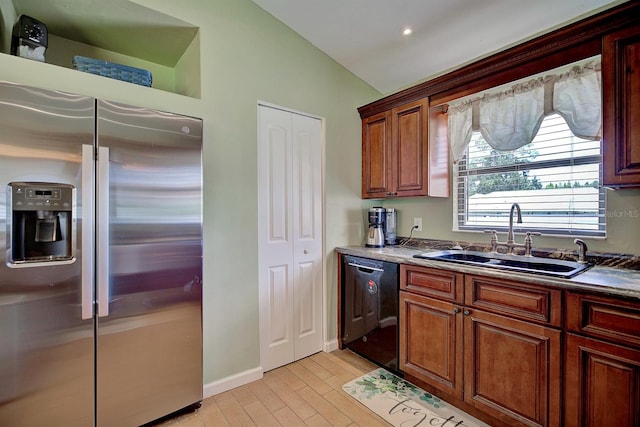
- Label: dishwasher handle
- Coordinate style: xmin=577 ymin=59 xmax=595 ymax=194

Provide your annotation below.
xmin=347 ymin=262 xmax=384 ymax=272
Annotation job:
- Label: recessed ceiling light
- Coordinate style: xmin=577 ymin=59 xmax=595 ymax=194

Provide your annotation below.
xmin=402 ymin=27 xmax=413 ymax=36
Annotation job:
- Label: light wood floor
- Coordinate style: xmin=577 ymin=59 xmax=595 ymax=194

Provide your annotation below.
xmin=150 ymin=350 xmax=389 ymax=426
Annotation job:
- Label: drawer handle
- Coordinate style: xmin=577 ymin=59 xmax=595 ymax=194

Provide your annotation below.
xmin=453 ymin=308 xmax=460 ymax=314
xmin=463 ymin=310 xmax=471 ymax=316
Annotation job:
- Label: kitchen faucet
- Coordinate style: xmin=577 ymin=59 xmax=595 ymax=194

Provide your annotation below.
xmin=485 ymin=202 xmax=541 ymax=255
xmin=507 ymin=203 xmax=522 ymax=245
xmin=574 ymin=238 xmax=589 ymax=263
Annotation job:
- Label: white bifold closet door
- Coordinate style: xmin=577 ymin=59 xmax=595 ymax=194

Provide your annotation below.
xmin=258 ymin=104 xmax=323 ymax=372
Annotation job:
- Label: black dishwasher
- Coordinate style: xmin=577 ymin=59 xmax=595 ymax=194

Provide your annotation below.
xmin=341 ymin=255 xmax=400 ymax=373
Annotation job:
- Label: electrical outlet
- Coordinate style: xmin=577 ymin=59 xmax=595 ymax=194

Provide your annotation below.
xmin=413 ymin=217 xmax=422 ymax=231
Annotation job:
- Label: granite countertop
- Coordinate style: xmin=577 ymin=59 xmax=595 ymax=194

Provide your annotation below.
xmin=335 ymin=241 xmax=640 ymax=301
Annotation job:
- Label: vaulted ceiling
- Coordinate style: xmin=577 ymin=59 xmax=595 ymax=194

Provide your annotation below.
xmin=251 ymin=0 xmax=626 ymax=94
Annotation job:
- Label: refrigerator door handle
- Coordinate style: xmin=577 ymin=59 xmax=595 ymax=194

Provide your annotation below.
xmin=81 ymin=145 xmax=95 ymax=320
xmin=97 ymin=146 xmax=110 ymax=317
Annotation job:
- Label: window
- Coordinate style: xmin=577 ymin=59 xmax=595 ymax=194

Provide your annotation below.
xmin=455 ymin=113 xmax=605 ymax=236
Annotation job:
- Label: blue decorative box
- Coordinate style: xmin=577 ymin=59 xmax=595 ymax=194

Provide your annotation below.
xmin=72 ymin=56 xmax=152 ymax=87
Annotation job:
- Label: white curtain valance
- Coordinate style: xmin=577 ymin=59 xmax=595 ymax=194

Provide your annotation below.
xmin=448 ymin=100 xmax=473 ymax=163
xmin=448 ymin=59 xmax=601 ymax=163
xmin=553 ymin=61 xmax=602 ymax=140
xmin=479 ymin=78 xmax=545 ymax=151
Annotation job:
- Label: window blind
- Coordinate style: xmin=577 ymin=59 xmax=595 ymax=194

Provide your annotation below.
xmin=456 ymin=113 xmax=605 ymax=237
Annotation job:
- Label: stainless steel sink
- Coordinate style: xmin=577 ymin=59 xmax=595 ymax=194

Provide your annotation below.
xmin=413 ymin=250 xmax=591 ymax=278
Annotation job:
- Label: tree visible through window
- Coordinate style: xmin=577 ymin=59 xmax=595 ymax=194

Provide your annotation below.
xmin=456 ymin=113 xmax=605 ymax=237
xmin=467 ymin=139 xmax=543 ymax=196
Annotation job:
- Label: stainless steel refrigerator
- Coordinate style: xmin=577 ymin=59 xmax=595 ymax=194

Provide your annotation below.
xmin=0 ymin=81 xmax=203 ymax=426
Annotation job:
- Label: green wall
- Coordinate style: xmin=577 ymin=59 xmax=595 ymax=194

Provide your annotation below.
xmin=2 ymin=0 xmax=638 ymax=390
xmin=129 ymin=0 xmax=382 ymax=381
xmin=0 ymin=0 xmax=381 ymax=384
xmin=378 ymin=188 xmax=640 ymax=256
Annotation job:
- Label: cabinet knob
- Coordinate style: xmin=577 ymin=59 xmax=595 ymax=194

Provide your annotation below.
xmin=453 ymin=308 xmax=460 ymax=314
xmin=463 ymin=310 xmax=471 ymax=316
xmin=304 ymin=249 xmax=309 ymax=254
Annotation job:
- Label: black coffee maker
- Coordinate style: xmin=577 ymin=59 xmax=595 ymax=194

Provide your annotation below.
xmin=366 ymin=207 xmax=386 ymax=247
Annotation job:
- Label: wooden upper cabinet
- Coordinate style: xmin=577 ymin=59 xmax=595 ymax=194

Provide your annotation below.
xmin=603 ymin=25 xmax=640 ymax=188
xmin=362 ymin=110 xmax=392 ymax=198
xmin=361 ymin=98 xmax=449 ymax=199
xmin=391 ymin=99 xmax=429 ymax=197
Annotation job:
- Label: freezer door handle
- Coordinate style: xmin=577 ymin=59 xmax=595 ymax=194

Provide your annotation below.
xmin=97 ymin=146 xmax=110 ymax=317
xmin=81 ymin=145 xmax=95 ymax=320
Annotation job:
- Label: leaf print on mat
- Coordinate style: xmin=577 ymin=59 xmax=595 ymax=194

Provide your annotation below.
xmin=349 ymin=369 xmax=444 ymax=409
xmin=343 ymin=368 xmax=490 ymax=427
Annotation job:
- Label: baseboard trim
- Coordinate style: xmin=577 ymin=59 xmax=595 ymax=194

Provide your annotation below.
xmin=203 ymin=342 xmax=339 ymax=399
xmin=203 ymin=366 xmax=264 ymax=398
xmin=324 ymin=338 xmax=339 ymax=353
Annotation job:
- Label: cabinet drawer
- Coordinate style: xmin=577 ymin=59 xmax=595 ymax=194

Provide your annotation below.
xmin=465 ymin=275 xmax=562 ymax=327
xmin=566 ymin=292 xmax=640 ymax=348
xmin=400 ymin=265 xmax=463 ymax=303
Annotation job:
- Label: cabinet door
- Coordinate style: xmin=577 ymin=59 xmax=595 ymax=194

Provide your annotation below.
xmin=391 ymin=98 xmax=429 ymax=197
xmin=362 ymin=110 xmax=392 ymax=198
xmin=399 ymin=291 xmax=463 ymax=398
xmin=464 ymin=309 xmax=561 ymax=426
xmin=603 ymin=26 xmax=640 ymax=188
xmin=565 ymin=333 xmax=640 ymax=427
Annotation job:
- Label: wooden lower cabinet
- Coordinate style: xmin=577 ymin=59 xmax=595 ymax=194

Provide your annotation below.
xmin=464 ymin=309 xmax=561 ymax=427
xmin=399 ymin=265 xmax=562 ymax=426
xmin=399 ymin=291 xmax=463 ymax=398
xmin=400 ymin=296 xmax=562 ymax=427
xmin=396 ymin=264 xmax=640 ymax=426
xmin=564 ymin=333 xmax=640 ymax=427
xmin=564 ymin=291 xmax=640 ymax=426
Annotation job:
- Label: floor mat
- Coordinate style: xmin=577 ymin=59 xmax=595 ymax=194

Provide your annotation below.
xmin=342 ymin=368 xmax=490 ymax=427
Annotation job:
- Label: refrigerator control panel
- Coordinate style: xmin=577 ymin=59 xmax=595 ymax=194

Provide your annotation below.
xmin=25 ymin=188 xmax=62 ymax=199
xmin=10 ymin=183 xmax=73 ymax=211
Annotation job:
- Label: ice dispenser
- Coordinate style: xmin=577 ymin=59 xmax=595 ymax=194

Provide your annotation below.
xmin=7 ymin=182 xmax=74 ymax=265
